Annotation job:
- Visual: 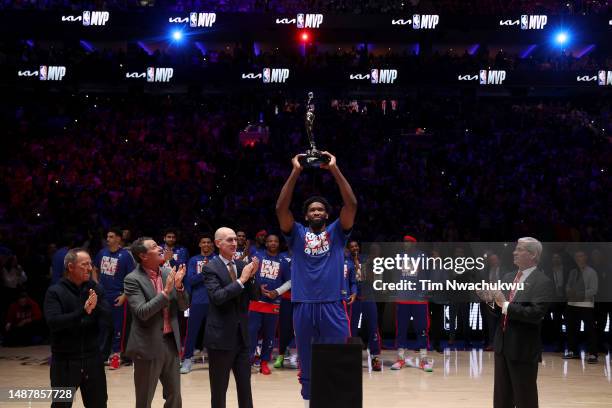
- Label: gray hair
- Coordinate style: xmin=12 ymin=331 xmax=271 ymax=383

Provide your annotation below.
xmin=63 ymin=247 xmax=89 ymax=271
xmin=130 ymin=237 xmax=153 ymax=264
xmin=518 ymin=237 xmax=543 ymax=262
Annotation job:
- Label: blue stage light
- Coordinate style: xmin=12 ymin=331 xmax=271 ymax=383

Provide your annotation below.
xmin=172 ymin=30 xmax=183 ymax=41
xmin=554 ymin=31 xmax=569 ymax=45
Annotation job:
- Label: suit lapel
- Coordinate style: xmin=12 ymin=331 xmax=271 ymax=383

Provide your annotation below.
xmin=514 ymin=268 xmax=539 ymax=303
xmin=214 ymin=256 xmax=233 ymax=284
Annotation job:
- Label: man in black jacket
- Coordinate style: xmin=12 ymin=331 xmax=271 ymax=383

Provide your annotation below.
xmin=44 ymin=248 xmax=112 ymax=408
xmin=204 ymin=227 xmax=260 ymax=408
xmin=490 ymin=237 xmax=553 ymax=408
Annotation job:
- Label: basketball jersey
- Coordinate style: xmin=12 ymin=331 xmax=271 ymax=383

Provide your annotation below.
xmin=286 ymin=219 xmax=350 ymax=303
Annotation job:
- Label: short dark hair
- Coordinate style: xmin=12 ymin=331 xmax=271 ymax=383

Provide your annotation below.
xmin=302 ymin=196 xmax=331 ymax=215
xmin=108 ymin=226 xmax=122 ymax=237
xmin=163 ymin=228 xmax=178 ymax=237
xmin=130 ymin=237 xmax=153 ymax=264
xmin=198 ymin=233 xmax=214 ymax=243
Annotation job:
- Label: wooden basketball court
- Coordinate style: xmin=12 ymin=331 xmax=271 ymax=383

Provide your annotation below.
xmin=1 ymin=346 xmax=610 ymax=407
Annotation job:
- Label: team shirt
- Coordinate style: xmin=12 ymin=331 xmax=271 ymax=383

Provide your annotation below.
xmin=286 ymin=219 xmax=350 ymax=303
xmin=342 ymin=257 xmax=358 ymax=300
xmin=162 ymin=244 xmax=189 ymax=268
xmin=94 ymin=247 xmax=135 ymax=298
xmin=254 ymin=252 xmax=290 ymax=305
xmin=185 ymin=254 xmax=216 ymax=304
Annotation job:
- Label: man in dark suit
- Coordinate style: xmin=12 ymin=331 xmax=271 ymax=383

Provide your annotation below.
xmin=124 ymin=237 xmax=189 ymax=408
xmin=204 ymin=227 xmax=260 ymax=408
xmin=490 ymin=237 xmax=553 ymax=408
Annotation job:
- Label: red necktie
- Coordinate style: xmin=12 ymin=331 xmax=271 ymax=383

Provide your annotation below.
xmin=502 ymin=270 xmax=524 ymax=331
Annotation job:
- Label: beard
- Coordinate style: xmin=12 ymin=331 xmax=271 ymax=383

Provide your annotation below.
xmin=308 ymin=218 xmax=326 ymax=230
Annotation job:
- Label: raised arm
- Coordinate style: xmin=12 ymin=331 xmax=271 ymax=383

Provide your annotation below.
xmin=321 ymin=152 xmax=357 ymax=231
xmin=276 ymin=154 xmax=304 ymax=234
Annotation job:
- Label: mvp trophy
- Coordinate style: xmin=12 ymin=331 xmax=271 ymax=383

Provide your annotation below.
xmin=299 ymin=92 xmax=330 ymax=168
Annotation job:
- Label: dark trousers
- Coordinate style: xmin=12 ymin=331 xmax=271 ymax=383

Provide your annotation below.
xmin=396 ymin=303 xmax=429 ymax=350
xmin=566 ymin=305 xmax=597 ymax=355
xmin=248 ymin=311 xmax=278 ymax=361
xmin=595 ymin=302 xmax=612 ymax=351
xmin=449 ymin=302 xmax=471 ymax=342
xmin=278 ymin=298 xmax=294 ymax=355
xmin=484 ymin=303 xmax=500 ymax=347
xmin=50 ymin=355 xmax=107 ymax=408
xmin=101 ymin=301 xmax=128 ymax=358
xmin=208 ymin=331 xmax=253 ymax=408
xmin=543 ymin=302 xmax=565 ymax=349
xmin=133 ymin=335 xmax=181 ymax=408
xmin=494 ymin=352 xmax=539 ymax=408
xmin=428 ymin=302 xmax=444 ymax=350
xmin=184 ymin=303 xmax=209 ymax=359
xmin=350 ymin=300 xmax=381 ymax=355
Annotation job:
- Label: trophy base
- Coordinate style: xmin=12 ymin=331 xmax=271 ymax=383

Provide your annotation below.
xmin=299 ymin=151 xmax=330 ymax=168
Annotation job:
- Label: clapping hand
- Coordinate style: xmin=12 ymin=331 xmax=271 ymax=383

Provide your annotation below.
xmin=174 ymin=264 xmax=186 ymax=290
xmin=494 ymin=290 xmax=506 ymax=308
xmin=240 ymin=257 xmax=259 ymax=284
xmin=84 ymin=289 xmax=98 ymax=315
xmin=163 ymin=269 xmax=176 ymax=296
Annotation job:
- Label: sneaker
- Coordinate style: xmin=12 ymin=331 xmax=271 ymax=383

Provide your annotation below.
xmin=391 ymin=359 xmax=405 ymax=370
xmin=273 ymin=355 xmax=284 ymax=369
xmin=406 ymin=356 xmax=420 ymax=368
xmin=251 ymin=364 xmax=260 ymax=374
xmin=562 ymin=351 xmax=579 ymax=359
xmin=180 ymin=359 xmax=192 ymax=374
xmin=260 ymin=361 xmax=271 ymax=375
xmin=587 ymin=354 xmax=598 ymax=364
xmin=372 ymin=357 xmax=382 ymax=372
xmin=109 ymin=353 xmax=120 ymax=370
xmin=287 ymin=353 xmax=299 ymax=369
xmin=422 ymin=358 xmax=434 ymax=372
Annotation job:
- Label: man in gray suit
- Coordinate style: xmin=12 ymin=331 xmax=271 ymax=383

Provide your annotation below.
xmin=125 ymin=237 xmax=190 ymax=408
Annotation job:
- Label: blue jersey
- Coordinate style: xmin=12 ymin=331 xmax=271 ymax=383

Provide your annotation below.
xmin=162 ymin=245 xmax=189 ymax=268
xmin=286 ymin=219 xmax=350 ymax=303
xmin=51 ymin=246 xmax=69 ymax=284
xmin=255 ymin=252 xmax=290 ymax=304
xmin=95 ymin=247 xmax=135 ymax=298
xmin=248 ymin=245 xmax=265 ymax=260
xmin=342 ymin=258 xmax=357 ymax=300
xmin=280 ymin=251 xmax=292 ymax=264
xmin=186 ymin=254 xmax=216 ymax=304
